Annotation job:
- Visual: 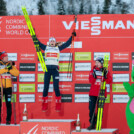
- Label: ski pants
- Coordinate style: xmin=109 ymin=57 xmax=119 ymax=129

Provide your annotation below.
xmin=89 ymin=96 xmax=98 ymax=127
xmin=43 ymin=68 xmax=61 ymax=97
xmin=0 ymin=87 xmax=12 ymax=122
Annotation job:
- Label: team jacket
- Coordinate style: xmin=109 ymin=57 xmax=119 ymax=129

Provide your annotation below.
xmin=89 ymin=66 xmax=112 ymax=97
xmin=38 ymin=36 xmax=72 ymax=69
xmin=0 ymin=61 xmax=19 ymax=88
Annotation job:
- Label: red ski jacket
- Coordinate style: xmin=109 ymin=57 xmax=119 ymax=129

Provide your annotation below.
xmin=89 ymin=66 xmax=112 ymax=97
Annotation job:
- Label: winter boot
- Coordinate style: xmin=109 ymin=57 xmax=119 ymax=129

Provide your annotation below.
xmin=55 ymin=96 xmax=61 ymax=112
xmin=42 ymin=97 xmax=48 ymax=112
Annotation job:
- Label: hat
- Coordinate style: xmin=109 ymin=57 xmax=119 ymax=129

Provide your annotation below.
xmin=49 ymin=37 xmax=56 ymax=43
xmin=96 ymin=57 xmax=104 ymax=64
xmin=0 ymin=51 xmax=8 ymax=60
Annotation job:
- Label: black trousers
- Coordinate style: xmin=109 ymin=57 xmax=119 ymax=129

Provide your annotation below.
xmin=89 ymin=96 xmax=98 ymax=127
xmin=0 ymin=87 xmax=12 ymax=122
xmin=43 ymin=68 xmax=61 ymax=97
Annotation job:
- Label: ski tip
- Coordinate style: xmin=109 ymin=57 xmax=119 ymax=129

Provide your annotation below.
xmin=21 ymin=6 xmax=26 ymax=9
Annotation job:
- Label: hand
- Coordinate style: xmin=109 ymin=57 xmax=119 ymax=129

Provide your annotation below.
xmin=93 ymin=69 xmax=97 ymax=79
xmin=6 ymin=63 xmax=12 ymax=71
xmin=72 ymin=30 xmax=76 ymax=37
xmin=103 ymin=68 xmax=108 ymax=79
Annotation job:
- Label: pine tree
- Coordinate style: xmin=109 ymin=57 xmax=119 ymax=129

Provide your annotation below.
xmin=97 ymin=5 xmax=101 ymax=14
xmin=121 ymin=2 xmax=129 ymax=14
xmin=68 ymin=0 xmax=75 ymax=15
xmin=58 ymin=0 xmax=65 ymax=15
xmin=38 ymin=0 xmax=45 ymax=15
xmin=102 ymin=0 xmax=111 ymax=14
xmin=0 ymin=0 xmax=7 ymax=16
xmin=79 ymin=0 xmax=84 ymax=14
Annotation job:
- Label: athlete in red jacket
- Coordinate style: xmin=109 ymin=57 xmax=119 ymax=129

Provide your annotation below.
xmin=87 ymin=57 xmax=112 ymax=130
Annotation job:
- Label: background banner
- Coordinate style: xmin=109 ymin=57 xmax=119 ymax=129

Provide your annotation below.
xmin=0 ymin=14 xmax=133 ymax=134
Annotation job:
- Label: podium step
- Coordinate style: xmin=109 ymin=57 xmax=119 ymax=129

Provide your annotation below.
xmin=72 ymin=129 xmax=119 ymax=134
xmin=0 ymin=124 xmax=20 ymax=134
xmin=20 ymin=119 xmax=76 ymax=134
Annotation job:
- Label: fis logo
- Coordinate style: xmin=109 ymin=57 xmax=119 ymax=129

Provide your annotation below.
xmin=62 ymin=16 xmax=134 ymax=36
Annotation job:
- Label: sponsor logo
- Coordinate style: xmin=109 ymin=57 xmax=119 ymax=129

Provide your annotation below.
xmin=38 ymin=63 xmax=43 ymax=72
xmin=75 ymin=52 xmax=91 ymax=61
xmin=37 ymin=74 xmax=53 ymax=82
xmin=113 ymin=94 xmax=129 ymax=103
xmin=113 ymin=74 xmax=129 ymax=82
xmin=20 ymin=53 xmax=35 ymax=61
xmin=59 ymin=73 xmax=72 ymax=81
xmin=132 ymin=52 xmax=134 ymax=60
xmin=20 ymin=63 xmax=36 ymax=71
xmin=105 ymin=94 xmax=110 ymax=103
xmin=75 ymin=94 xmax=89 ymax=103
xmin=61 ymin=94 xmax=72 ymax=102
xmin=12 ymin=76 xmax=17 ymax=82
xmin=106 ymin=84 xmax=110 ymax=93
xmin=37 ymin=94 xmax=53 ymax=102
xmin=7 ymin=53 xmax=17 ymax=61
xmin=59 ymin=84 xmax=72 ymax=92
xmin=75 ymin=63 xmax=91 ymax=71
xmin=21 ymin=123 xmax=66 ymax=134
xmin=112 ymin=84 xmax=127 ymax=92
xmin=113 ymin=52 xmax=129 ymax=60
xmin=112 ymin=63 xmax=129 ymax=71
xmin=13 ymin=84 xmax=17 ymax=92
xmin=94 ymin=52 xmax=110 ymax=60
xmin=59 ymin=63 xmax=72 ymax=72
xmin=75 ymin=73 xmax=89 ymax=83
xmin=63 ymin=17 xmax=134 ymax=35
xmin=19 ymin=84 xmax=35 ymax=92
xmin=19 ymin=94 xmax=35 ymax=102
xmin=37 ymin=84 xmax=53 ymax=92
xmin=67 ymin=42 xmax=82 ymax=48
xmin=59 ymin=53 xmax=72 ymax=61
xmin=75 ymin=84 xmax=91 ymax=92
xmin=19 ymin=74 xmax=35 ymax=82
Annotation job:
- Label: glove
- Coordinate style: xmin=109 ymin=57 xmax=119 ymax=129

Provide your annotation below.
xmin=72 ymin=30 xmax=76 ymax=37
xmin=6 ymin=63 xmax=12 ymax=71
xmin=6 ymin=61 xmax=15 ymax=71
xmin=103 ymin=67 xmax=108 ymax=79
xmin=93 ymin=69 xmax=97 ymax=79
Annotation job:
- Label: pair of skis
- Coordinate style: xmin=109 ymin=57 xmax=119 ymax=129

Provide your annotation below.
xmin=96 ymin=54 xmax=109 ymax=130
xmin=21 ymin=7 xmax=47 ymax=72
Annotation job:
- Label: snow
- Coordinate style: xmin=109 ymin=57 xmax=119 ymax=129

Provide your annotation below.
xmin=3 ymin=0 xmax=134 ymax=15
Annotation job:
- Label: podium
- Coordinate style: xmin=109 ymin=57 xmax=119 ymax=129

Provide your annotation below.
xmin=72 ymin=129 xmax=119 ymax=134
xmin=20 ymin=119 xmax=76 ymax=134
xmin=0 ymin=124 xmax=20 ymax=134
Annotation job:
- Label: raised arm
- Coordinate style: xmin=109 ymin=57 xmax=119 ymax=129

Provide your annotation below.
xmin=58 ymin=36 xmax=72 ymax=51
xmin=37 ymin=38 xmax=46 ymax=51
xmin=59 ymin=31 xmax=76 ymax=51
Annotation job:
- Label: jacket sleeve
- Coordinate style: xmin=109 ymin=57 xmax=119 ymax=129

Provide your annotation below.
xmin=0 ymin=68 xmax=8 ymax=74
xmin=89 ymin=69 xmax=96 ymax=84
xmin=9 ymin=66 xmax=19 ymax=77
xmin=104 ymin=71 xmax=112 ymax=84
xmin=59 ymin=36 xmax=72 ymax=51
xmin=37 ymin=38 xmax=46 ymax=51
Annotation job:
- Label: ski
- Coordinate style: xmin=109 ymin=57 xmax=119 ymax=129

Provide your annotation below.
xmin=21 ymin=6 xmax=47 ymax=72
xmin=96 ymin=54 xmax=109 ymax=131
